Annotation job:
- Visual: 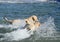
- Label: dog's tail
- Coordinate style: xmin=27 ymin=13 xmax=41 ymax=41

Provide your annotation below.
xmin=3 ymin=16 xmax=8 ymax=21
xmin=3 ymin=16 xmax=13 ymax=24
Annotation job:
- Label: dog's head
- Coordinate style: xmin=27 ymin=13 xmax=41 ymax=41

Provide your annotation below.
xmin=32 ymin=15 xmax=38 ymax=22
xmin=25 ymin=19 xmax=35 ymax=25
xmin=25 ymin=19 xmax=35 ymax=31
xmin=25 ymin=19 xmax=31 ymax=24
xmin=25 ymin=15 xmax=39 ymax=25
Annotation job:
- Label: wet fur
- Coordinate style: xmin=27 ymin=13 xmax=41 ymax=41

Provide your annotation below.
xmin=3 ymin=15 xmax=40 ymax=31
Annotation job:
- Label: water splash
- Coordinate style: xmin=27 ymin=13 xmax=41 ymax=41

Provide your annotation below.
xmin=0 ymin=29 xmax=32 ymax=41
xmin=29 ymin=16 xmax=56 ymax=41
xmin=0 ymin=16 xmax=56 ymax=41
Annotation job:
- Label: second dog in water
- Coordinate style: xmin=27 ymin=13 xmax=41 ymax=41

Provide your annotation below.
xmin=3 ymin=15 xmax=40 ymax=31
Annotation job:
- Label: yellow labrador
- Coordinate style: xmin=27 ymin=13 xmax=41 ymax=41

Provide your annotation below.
xmin=25 ymin=17 xmax=40 ymax=31
xmin=3 ymin=15 xmax=38 ymax=24
xmin=25 ymin=19 xmax=35 ymax=31
xmin=3 ymin=15 xmax=40 ymax=30
xmin=25 ymin=15 xmax=38 ymax=23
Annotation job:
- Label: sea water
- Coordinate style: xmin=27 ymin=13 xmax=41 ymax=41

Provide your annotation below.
xmin=0 ymin=2 xmax=60 ymax=42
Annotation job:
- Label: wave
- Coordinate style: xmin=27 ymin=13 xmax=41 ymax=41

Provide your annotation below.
xmin=0 ymin=16 xmax=57 ymax=41
xmin=0 ymin=0 xmax=55 ymax=3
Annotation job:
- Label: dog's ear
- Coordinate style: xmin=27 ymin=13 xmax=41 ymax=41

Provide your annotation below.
xmin=32 ymin=15 xmax=38 ymax=21
xmin=32 ymin=15 xmax=39 ymax=22
xmin=32 ymin=17 xmax=35 ymax=21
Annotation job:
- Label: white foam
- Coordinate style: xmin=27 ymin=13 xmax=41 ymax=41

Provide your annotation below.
xmin=4 ymin=29 xmax=32 ymax=41
xmin=0 ymin=19 xmax=33 ymax=41
xmin=29 ymin=16 xmax=56 ymax=40
xmin=0 ymin=16 xmax=56 ymax=41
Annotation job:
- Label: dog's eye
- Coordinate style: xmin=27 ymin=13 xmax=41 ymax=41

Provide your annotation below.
xmin=26 ymin=21 xmax=27 ymax=23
